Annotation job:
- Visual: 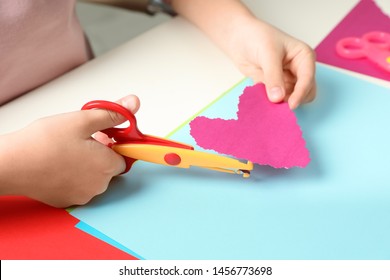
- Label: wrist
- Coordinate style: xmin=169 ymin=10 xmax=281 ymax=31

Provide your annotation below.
xmin=224 ymin=14 xmax=262 ymax=61
xmin=0 ymin=133 xmax=20 ymax=196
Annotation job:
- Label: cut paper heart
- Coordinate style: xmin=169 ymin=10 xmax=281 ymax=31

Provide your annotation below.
xmin=189 ymin=83 xmax=310 ymax=168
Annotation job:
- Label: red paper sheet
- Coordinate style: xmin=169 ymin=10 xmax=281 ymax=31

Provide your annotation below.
xmin=190 ymin=83 xmax=310 ymax=168
xmin=0 ymin=196 xmax=136 ymax=259
xmin=315 ymin=0 xmax=390 ymax=81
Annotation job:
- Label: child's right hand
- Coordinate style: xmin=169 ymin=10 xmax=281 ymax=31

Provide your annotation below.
xmin=0 ymin=95 xmax=140 ymax=208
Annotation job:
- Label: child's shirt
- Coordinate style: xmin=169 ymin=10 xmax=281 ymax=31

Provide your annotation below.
xmin=0 ymin=0 xmax=91 ymax=105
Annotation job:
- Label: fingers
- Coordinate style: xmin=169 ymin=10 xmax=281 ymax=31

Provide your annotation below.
xmin=288 ymin=77 xmax=316 ymax=110
xmin=84 ymin=133 xmax=127 ymax=181
xmin=288 ymin=51 xmax=316 ymax=110
xmin=117 ymin=94 xmax=141 ymax=114
xmin=93 ymin=131 xmax=113 ymax=146
xmin=261 ymin=47 xmax=286 ymax=103
xmin=81 ymin=94 xmax=141 ymax=136
xmin=262 ymin=50 xmax=316 ymax=109
xmin=81 ymin=95 xmax=140 ymax=177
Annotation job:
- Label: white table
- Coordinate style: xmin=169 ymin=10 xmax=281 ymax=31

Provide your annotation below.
xmin=1 ymin=0 xmax=388 ymax=136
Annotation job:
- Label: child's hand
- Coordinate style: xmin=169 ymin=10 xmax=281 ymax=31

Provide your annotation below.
xmin=0 ymin=95 xmax=140 ymax=208
xmin=229 ymin=19 xmax=316 ymax=110
xmin=169 ymin=0 xmax=316 ymax=109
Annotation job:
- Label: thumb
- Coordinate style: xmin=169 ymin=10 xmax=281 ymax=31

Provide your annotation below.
xmin=81 ymin=94 xmax=141 ymax=136
xmin=262 ymin=53 xmax=286 ymax=103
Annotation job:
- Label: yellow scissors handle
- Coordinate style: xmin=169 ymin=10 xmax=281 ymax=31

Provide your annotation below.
xmin=112 ymin=144 xmax=253 ymax=178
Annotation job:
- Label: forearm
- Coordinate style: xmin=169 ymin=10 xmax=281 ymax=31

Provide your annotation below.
xmin=169 ymin=0 xmax=259 ymax=57
xmin=0 ymin=133 xmax=24 ymax=196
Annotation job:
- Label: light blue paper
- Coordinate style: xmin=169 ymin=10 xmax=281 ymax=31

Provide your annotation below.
xmin=71 ymin=64 xmax=390 ymax=259
xmin=75 ymin=221 xmax=144 ymax=259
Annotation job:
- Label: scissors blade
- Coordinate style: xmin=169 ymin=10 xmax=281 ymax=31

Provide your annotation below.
xmin=112 ymin=143 xmax=253 ymax=178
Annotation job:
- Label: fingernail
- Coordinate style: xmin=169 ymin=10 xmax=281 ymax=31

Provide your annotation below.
xmin=269 ymin=87 xmax=284 ymax=102
xmin=123 ymin=97 xmax=136 ymax=112
xmin=289 ymin=99 xmax=298 ymax=110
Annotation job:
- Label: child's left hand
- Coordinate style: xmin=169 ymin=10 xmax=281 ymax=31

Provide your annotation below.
xmin=228 ymin=18 xmax=316 ymax=110
xmin=170 ymin=0 xmax=316 ymax=110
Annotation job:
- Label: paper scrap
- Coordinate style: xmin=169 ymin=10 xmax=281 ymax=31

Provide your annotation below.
xmin=189 ymin=83 xmax=310 ymax=168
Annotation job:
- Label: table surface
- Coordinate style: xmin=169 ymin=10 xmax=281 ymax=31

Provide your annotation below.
xmin=0 ymin=0 xmax=389 ymax=136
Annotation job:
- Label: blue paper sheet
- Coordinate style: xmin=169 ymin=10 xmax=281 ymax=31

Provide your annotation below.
xmin=71 ymin=64 xmax=390 ymax=259
xmin=75 ymin=221 xmax=144 ymax=259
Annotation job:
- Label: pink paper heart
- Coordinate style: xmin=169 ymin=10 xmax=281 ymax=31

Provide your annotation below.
xmin=189 ymin=83 xmax=310 ymax=168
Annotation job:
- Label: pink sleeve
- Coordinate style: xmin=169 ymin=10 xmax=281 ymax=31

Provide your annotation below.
xmin=0 ymin=0 xmax=90 ymax=105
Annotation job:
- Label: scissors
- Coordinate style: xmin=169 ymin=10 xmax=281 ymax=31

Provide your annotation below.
xmin=336 ymin=31 xmax=390 ymax=73
xmin=82 ymin=100 xmax=253 ymax=178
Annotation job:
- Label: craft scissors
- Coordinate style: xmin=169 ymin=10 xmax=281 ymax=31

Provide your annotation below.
xmin=336 ymin=31 xmax=390 ymax=73
xmin=82 ymin=100 xmax=253 ymax=177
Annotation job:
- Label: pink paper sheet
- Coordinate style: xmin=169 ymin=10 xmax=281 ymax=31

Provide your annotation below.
xmin=189 ymin=83 xmax=310 ymax=168
xmin=315 ymin=0 xmax=390 ymax=81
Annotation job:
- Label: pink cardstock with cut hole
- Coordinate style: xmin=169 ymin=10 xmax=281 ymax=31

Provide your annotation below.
xmin=189 ymin=83 xmax=310 ymax=168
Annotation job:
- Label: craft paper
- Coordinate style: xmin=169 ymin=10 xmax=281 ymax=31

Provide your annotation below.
xmin=189 ymin=83 xmax=310 ymax=168
xmin=0 ymin=196 xmax=135 ymax=259
xmin=315 ymin=0 xmax=390 ymax=81
xmin=76 ymin=221 xmax=144 ymax=259
xmin=71 ymin=64 xmax=390 ymax=260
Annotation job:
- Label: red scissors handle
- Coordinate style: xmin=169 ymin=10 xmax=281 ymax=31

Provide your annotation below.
xmin=82 ymin=100 xmax=145 ymax=142
xmin=82 ymin=100 xmax=193 ymax=173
